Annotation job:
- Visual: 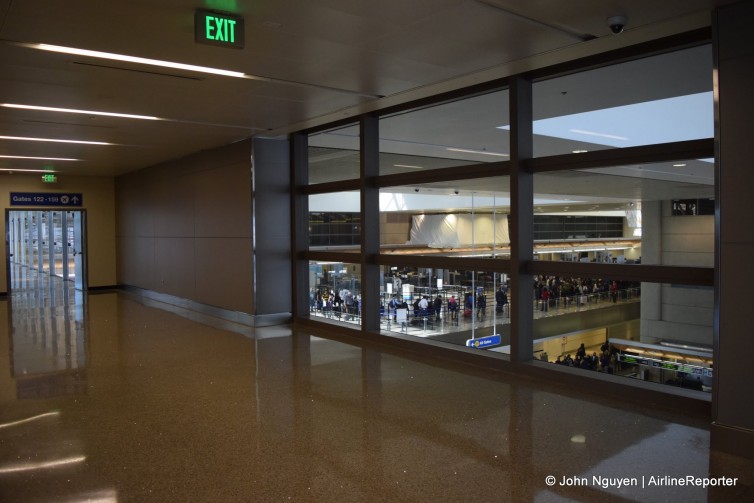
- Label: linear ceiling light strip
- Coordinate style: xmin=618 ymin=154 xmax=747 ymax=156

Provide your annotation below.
xmin=25 ymin=42 xmax=382 ymax=99
xmin=0 ymin=135 xmax=111 ymax=145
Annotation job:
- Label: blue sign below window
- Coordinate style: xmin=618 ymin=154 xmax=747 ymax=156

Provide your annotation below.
xmin=10 ymin=192 xmax=83 ymax=207
xmin=466 ymin=334 xmax=501 ymax=348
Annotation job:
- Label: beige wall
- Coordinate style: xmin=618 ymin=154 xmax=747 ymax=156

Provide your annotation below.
xmin=1 ymin=174 xmax=117 ymax=294
xmin=640 ymin=200 xmax=714 ymax=346
xmin=115 ymin=140 xmax=253 ymax=313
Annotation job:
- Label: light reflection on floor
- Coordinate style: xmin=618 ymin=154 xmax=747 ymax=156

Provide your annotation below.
xmin=0 ymin=272 xmax=751 ymax=502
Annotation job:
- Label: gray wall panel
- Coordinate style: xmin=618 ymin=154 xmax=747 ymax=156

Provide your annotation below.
xmin=116 ymin=140 xmax=254 ymax=313
xmin=252 ymin=138 xmax=292 ymax=316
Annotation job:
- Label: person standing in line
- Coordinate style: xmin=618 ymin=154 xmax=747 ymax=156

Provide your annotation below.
xmin=448 ymin=295 xmax=458 ymax=321
xmin=434 ymin=294 xmax=443 ymax=321
xmin=540 ymin=287 xmax=550 ymax=312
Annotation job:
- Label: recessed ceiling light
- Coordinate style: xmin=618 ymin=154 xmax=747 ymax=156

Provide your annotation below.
xmin=33 ymin=43 xmax=245 ymax=78
xmin=572 ymin=150 xmax=589 ymax=154
xmin=0 ymin=155 xmax=79 ymax=161
xmin=2 ymin=103 xmax=158 ymax=121
xmin=0 ymin=135 xmax=111 ymax=145
xmin=447 ymin=147 xmax=509 ymax=157
xmin=0 ymin=168 xmax=59 ymax=173
xmin=673 ymin=163 xmax=687 ymax=167
xmin=394 ymin=164 xmax=424 ymax=169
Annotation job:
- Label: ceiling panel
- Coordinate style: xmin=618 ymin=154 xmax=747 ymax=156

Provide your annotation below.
xmin=0 ymin=0 xmax=717 ymax=179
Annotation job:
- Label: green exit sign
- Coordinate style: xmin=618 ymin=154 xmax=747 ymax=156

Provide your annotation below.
xmin=195 ymin=9 xmax=244 ymax=49
xmin=41 ymin=174 xmax=58 ymax=183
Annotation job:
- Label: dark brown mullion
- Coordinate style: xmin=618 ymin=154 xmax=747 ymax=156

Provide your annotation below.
xmin=361 ymin=114 xmax=380 ymax=332
xmin=299 ymin=179 xmax=362 ymax=195
xmin=528 ymin=260 xmax=714 ymax=287
xmin=304 ymin=250 xmax=363 ymax=264
xmin=526 ymin=139 xmax=714 ymax=173
xmin=291 ymin=132 xmax=310 ymax=319
xmin=376 ymin=254 xmax=511 ymax=274
xmin=509 ymin=75 xmax=535 ymax=363
xmin=376 ymin=160 xmax=511 ymax=189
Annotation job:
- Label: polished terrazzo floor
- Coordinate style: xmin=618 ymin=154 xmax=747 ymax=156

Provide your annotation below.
xmin=1 ymin=270 xmax=752 ymax=502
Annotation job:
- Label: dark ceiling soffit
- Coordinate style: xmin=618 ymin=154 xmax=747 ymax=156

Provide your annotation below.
xmin=527 ymin=27 xmax=712 ymax=82
xmin=376 ymin=161 xmax=512 ymax=188
xmin=526 ymin=139 xmax=714 ymax=172
xmin=528 ymin=261 xmax=714 ymax=286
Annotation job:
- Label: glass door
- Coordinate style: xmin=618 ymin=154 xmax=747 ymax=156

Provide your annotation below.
xmin=6 ymin=210 xmax=87 ymax=291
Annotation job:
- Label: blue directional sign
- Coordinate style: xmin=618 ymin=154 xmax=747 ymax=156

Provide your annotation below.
xmin=466 ymin=334 xmax=501 ymax=348
xmin=10 ymin=192 xmax=83 ymax=207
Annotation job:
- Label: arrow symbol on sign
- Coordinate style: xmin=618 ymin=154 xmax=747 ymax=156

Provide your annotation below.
xmin=71 ymin=196 xmax=80 ymax=204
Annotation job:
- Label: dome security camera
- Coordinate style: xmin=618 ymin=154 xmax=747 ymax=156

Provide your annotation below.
xmin=607 ymin=15 xmax=627 ymax=34
xmin=454 ymin=190 xmax=459 ymax=195
xmin=414 ymin=188 xmax=420 ymax=192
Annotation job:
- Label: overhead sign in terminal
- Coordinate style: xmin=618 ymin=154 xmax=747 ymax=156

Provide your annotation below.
xmin=10 ymin=192 xmax=83 ymax=207
xmin=195 ymin=9 xmax=244 ymax=49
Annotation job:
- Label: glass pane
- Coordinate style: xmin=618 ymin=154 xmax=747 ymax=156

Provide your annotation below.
xmin=533 ymin=278 xmax=712 ymax=393
xmin=533 ymin=45 xmax=713 ymax=157
xmin=308 ymin=261 xmax=362 ymax=328
xmin=380 ymin=267 xmax=509 ymax=349
xmin=379 ymin=90 xmax=509 ymax=175
xmin=533 ymin=160 xmax=714 ymax=266
xmin=308 ymin=124 xmax=360 ymax=184
xmin=308 ymin=192 xmax=361 ymax=250
xmin=380 ymin=176 xmax=511 ymax=257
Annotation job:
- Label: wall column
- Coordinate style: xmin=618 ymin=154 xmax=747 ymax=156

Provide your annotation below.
xmin=252 ymin=138 xmax=293 ymax=324
xmin=711 ymin=0 xmax=754 ymax=459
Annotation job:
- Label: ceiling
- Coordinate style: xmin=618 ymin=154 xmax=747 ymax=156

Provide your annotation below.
xmin=0 ymin=0 xmax=723 ymax=181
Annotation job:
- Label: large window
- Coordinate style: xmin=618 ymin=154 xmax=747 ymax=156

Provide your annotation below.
xmin=308 ymin=260 xmax=362 ymax=329
xmin=308 ymin=124 xmax=360 ymax=184
xmin=379 ymin=265 xmax=509 ymax=347
xmin=533 ymin=160 xmax=714 ymax=267
xmin=532 ymin=45 xmax=713 ymax=157
xmin=379 ymin=90 xmax=509 ymax=175
xmin=307 ymin=192 xmax=360 ymax=251
xmin=293 ymin=39 xmax=714 ymax=397
xmin=379 ymin=176 xmax=511 ymax=256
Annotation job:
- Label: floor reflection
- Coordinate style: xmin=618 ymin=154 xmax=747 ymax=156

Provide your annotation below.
xmin=8 ymin=265 xmax=87 ymax=399
xmin=0 ymin=276 xmax=751 ymax=502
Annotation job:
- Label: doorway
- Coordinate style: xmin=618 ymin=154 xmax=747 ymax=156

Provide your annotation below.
xmin=6 ymin=209 xmax=87 ymax=291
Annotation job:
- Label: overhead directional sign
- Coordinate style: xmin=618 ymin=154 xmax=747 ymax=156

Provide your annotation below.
xmin=466 ymin=334 xmax=501 ymax=349
xmin=10 ymin=192 xmax=83 ymax=207
xmin=195 ymin=9 xmax=244 ymax=49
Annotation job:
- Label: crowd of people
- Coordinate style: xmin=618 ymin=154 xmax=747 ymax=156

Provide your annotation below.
xmin=552 ymin=341 xmax=617 ymax=373
xmin=309 ymin=275 xmax=638 ymax=326
xmin=534 ymin=276 xmax=639 ymax=312
xmin=310 ymin=288 xmax=361 ymax=320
